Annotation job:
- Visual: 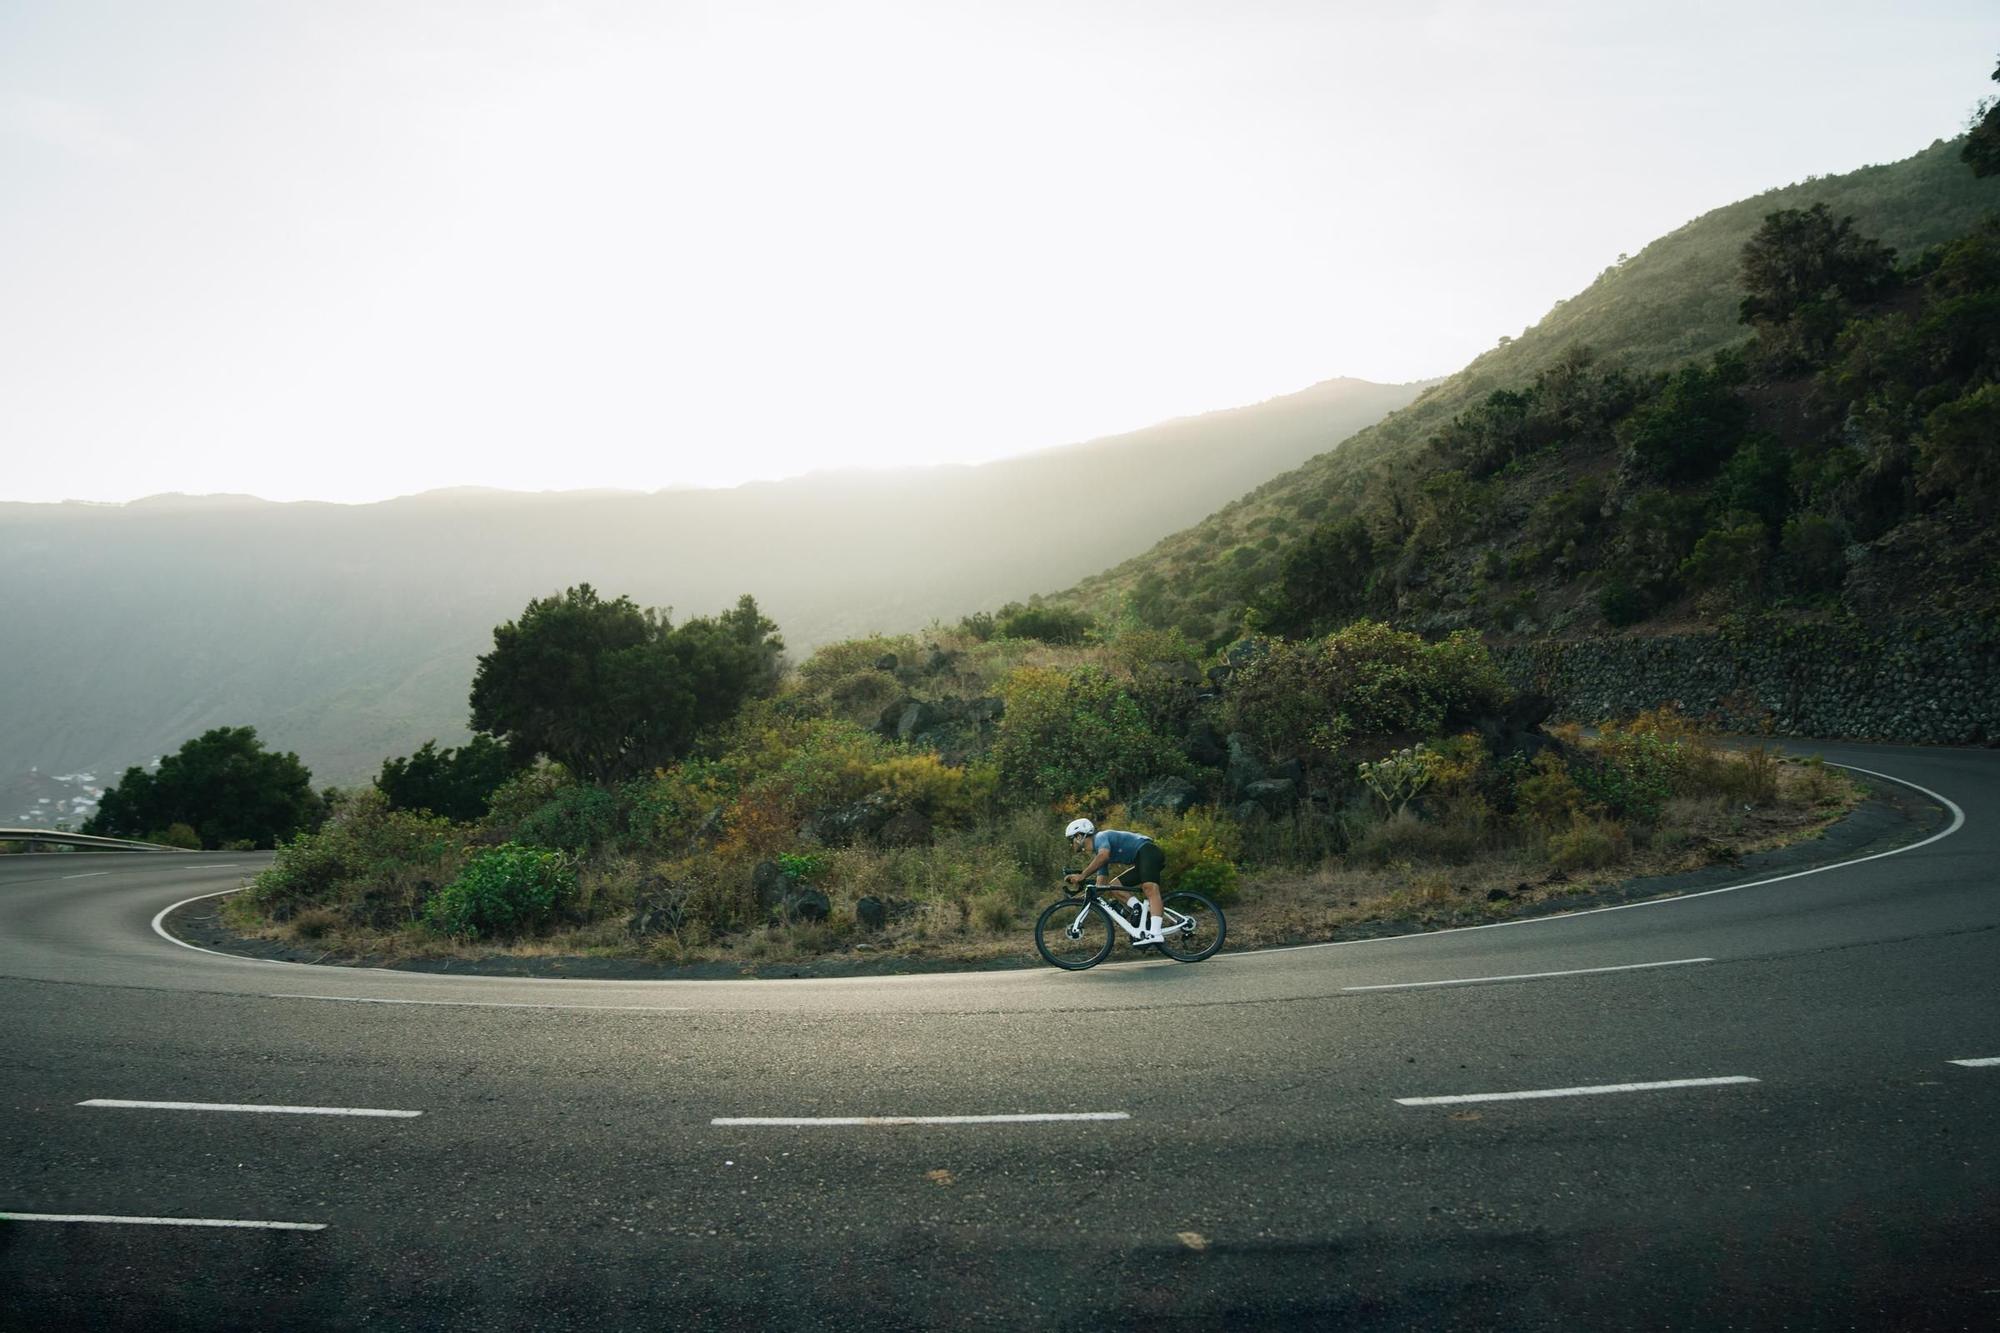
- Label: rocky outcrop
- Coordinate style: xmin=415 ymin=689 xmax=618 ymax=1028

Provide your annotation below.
xmin=1128 ymin=776 xmax=1199 ymax=819
xmin=872 ymin=695 xmax=1004 ymax=744
xmin=802 ymin=794 xmax=897 ymax=847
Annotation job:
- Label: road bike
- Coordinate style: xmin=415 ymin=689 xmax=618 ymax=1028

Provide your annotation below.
xmin=1032 ymin=876 xmax=1225 ymax=970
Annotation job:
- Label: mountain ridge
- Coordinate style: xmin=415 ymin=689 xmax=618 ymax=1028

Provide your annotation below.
xmin=0 ymin=373 xmax=1423 ymax=785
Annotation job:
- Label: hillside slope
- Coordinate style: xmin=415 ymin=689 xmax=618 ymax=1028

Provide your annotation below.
xmin=1066 ymin=137 xmax=2000 ymax=634
xmin=0 ymin=376 xmax=1418 ymax=785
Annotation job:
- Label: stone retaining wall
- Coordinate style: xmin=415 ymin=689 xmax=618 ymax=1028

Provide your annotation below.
xmin=1489 ymin=618 xmax=1999 ymax=745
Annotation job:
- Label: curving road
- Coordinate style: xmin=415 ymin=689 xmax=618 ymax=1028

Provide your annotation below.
xmin=2 ymin=741 xmax=1996 ymax=1330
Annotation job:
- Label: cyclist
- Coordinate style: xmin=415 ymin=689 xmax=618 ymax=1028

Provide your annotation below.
xmin=1064 ymin=817 xmax=1167 ymax=944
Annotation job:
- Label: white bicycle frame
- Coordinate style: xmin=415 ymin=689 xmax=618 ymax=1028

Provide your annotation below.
xmin=1061 ymin=890 xmax=1190 ymax=942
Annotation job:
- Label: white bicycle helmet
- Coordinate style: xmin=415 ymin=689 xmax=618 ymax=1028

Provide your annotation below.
xmin=1064 ymin=817 xmax=1095 ymax=839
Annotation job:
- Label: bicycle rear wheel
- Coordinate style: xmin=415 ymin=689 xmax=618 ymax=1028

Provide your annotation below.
xmin=1034 ymin=897 xmax=1115 ymax=970
xmin=1155 ymin=891 xmax=1224 ymax=962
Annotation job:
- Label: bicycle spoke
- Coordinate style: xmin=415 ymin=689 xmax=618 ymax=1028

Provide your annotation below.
xmin=1035 ymin=897 xmax=1115 ymax=970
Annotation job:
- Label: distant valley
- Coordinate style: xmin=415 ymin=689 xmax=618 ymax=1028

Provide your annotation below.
xmin=0 ymin=375 xmax=1421 ymax=786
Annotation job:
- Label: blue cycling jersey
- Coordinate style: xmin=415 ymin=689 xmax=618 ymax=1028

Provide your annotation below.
xmin=1092 ymin=829 xmax=1152 ymax=865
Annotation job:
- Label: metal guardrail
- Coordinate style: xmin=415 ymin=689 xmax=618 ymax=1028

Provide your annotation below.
xmin=0 ymin=829 xmax=197 ymax=853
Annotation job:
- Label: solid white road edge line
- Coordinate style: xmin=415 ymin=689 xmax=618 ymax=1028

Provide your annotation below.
xmin=1948 ymin=1057 xmax=2000 ymax=1067
xmin=1246 ymin=761 xmax=1967 ymax=960
xmin=713 ymin=1112 xmax=1132 ymax=1127
xmin=1344 ymin=957 xmax=1713 ymax=991
xmin=272 ymin=994 xmax=689 ymax=1012
xmin=151 ymin=888 xmax=294 ymax=967
xmin=0 ymin=1212 xmax=324 ymax=1231
xmin=1396 ymin=1076 xmax=1760 ymax=1107
xmin=80 ymin=1099 xmax=421 ymax=1118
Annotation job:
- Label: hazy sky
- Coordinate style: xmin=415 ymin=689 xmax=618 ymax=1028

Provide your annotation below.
xmin=3 ymin=1 xmax=1993 ymax=503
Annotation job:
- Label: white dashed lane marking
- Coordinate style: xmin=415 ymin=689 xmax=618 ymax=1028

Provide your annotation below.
xmin=81 ymin=1099 xmax=421 ymax=1118
xmin=272 ymin=994 xmax=687 ymax=1012
xmin=713 ymin=1112 xmax=1131 ymax=1127
xmin=1344 ymin=958 xmax=1713 ymax=992
xmin=1395 ymin=1077 xmax=1760 ymax=1107
xmin=0 ymin=1212 xmax=326 ymax=1231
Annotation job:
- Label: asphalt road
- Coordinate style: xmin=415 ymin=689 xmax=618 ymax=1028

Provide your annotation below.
xmin=2 ymin=741 xmax=1996 ymax=1330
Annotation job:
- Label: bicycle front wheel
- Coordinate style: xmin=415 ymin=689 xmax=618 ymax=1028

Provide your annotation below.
xmin=1034 ymin=897 xmax=1115 ymax=971
xmin=1155 ymin=891 xmax=1225 ymax=962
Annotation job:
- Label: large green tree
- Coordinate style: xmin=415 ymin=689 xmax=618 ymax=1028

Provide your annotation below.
xmin=375 ymin=734 xmax=521 ymax=823
xmin=85 ymin=726 xmax=323 ymax=849
xmin=1738 ymin=204 xmax=1897 ymax=360
xmin=469 ymin=586 xmax=783 ymax=783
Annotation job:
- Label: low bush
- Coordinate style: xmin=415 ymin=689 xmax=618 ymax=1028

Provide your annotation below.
xmin=1746 ymin=747 xmax=1782 ymax=805
xmin=1152 ymin=805 xmax=1244 ymax=905
xmin=511 ymin=782 xmax=623 ymax=853
xmin=1353 ymin=809 xmax=1484 ymax=866
xmin=993 ymin=602 xmax=1095 ymax=644
xmin=992 ymin=806 xmax=1068 ymax=886
xmin=1788 ymin=756 xmax=1850 ymax=808
xmin=1256 ymin=806 xmax=1364 ymax=865
xmin=424 ymin=842 xmax=576 ymax=939
xmin=1546 ymin=812 xmax=1631 ymax=872
xmin=575 ymin=854 xmax=645 ymax=919
xmin=149 ymin=823 xmax=202 ymax=850
xmin=861 ymin=752 xmax=998 ymax=826
xmin=249 ymin=789 xmax=463 ymax=928
xmin=289 ymin=907 xmax=340 ymax=942
xmin=972 ymin=890 xmax=1018 ymax=932
xmin=1513 ymin=752 xmax=1584 ymax=831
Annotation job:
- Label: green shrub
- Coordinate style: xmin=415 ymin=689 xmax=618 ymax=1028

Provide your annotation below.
xmin=1228 ymin=622 xmax=1511 ymax=766
xmin=1172 ymin=857 xmax=1242 ymax=906
xmin=992 ymin=666 xmax=1183 ymax=805
xmin=248 ymin=788 xmax=463 ymax=928
xmin=149 ymin=823 xmax=202 ymax=850
xmin=1575 ymin=725 xmax=1695 ymax=823
xmin=1152 ymin=805 xmax=1244 ymax=905
xmin=424 ymin=842 xmax=576 ymax=939
xmin=481 ymin=764 xmax=578 ymax=834
xmin=1513 ymin=752 xmax=1584 ymax=831
xmin=1597 ymin=577 xmax=1648 ymax=627
xmin=860 ymin=752 xmax=998 ymax=826
xmin=1679 ymin=516 xmax=1770 ymax=593
xmin=511 ymin=783 xmax=623 ymax=853
xmin=1619 ymin=360 xmax=1749 ymax=482
xmin=1779 ymin=515 xmax=1847 ymax=594
xmin=993 ymin=602 xmax=1095 ymax=644
xmin=794 ymin=636 xmax=916 ymax=690
xmin=776 ymin=851 xmax=827 ymax=881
